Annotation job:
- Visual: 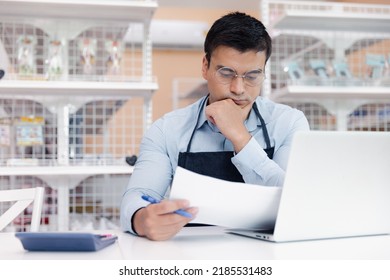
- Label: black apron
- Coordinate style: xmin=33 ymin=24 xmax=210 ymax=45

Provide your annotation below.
xmin=178 ymin=97 xmax=274 ymax=183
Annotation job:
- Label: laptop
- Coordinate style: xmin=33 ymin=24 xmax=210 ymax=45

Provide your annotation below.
xmin=227 ymin=130 xmax=390 ymax=242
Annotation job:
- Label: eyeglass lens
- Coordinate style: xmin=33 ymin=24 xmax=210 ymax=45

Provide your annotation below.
xmin=216 ymin=67 xmax=264 ymax=86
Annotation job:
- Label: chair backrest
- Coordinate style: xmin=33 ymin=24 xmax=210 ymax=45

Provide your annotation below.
xmin=0 ymin=187 xmax=44 ymax=232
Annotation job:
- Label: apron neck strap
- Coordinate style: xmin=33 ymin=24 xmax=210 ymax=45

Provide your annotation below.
xmin=186 ymin=96 xmax=208 ymax=152
xmin=252 ymin=102 xmax=272 ymax=150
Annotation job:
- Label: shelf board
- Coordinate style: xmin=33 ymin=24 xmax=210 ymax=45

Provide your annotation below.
xmin=0 ymin=0 xmax=157 ymax=22
xmin=0 ymin=165 xmax=133 ymax=176
xmin=0 ymin=80 xmax=158 ymax=98
xmin=273 ymin=10 xmax=390 ymax=33
xmin=272 ymin=86 xmax=390 ymax=102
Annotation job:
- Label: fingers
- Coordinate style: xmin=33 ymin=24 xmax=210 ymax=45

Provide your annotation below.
xmin=206 ymin=99 xmax=244 ymax=125
xmin=134 ymin=199 xmax=198 ymax=241
xmin=205 ymin=99 xmax=251 ymax=146
xmin=152 ymin=199 xmax=190 ymax=216
xmin=146 ymin=207 xmax=199 ymax=241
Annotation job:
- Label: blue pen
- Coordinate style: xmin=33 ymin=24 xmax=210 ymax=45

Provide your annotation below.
xmin=141 ymin=194 xmax=192 ymax=218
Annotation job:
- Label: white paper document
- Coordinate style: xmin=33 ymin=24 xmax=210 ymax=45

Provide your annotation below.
xmin=169 ymin=167 xmax=282 ymax=229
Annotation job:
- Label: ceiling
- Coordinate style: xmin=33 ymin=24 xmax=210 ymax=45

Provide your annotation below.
xmin=157 ymin=0 xmax=260 ymax=10
xmin=157 ymin=0 xmax=388 ymax=10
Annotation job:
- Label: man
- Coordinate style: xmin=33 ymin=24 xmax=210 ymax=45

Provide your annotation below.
xmin=121 ymin=12 xmax=310 ymax=241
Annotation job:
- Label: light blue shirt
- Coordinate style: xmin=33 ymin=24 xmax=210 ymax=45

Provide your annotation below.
xmin=120 ymin=96 xmax=310 ymax=233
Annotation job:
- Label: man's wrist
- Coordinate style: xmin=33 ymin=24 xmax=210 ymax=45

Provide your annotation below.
xmin=233 ymin=133 xmax=252 ymax=153
xmin=131 ymin=207 xmax=145 ymax=236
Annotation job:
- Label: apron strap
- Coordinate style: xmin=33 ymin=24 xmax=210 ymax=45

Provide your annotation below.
xmin=253 ymin=102 xmax=272 ymax=150
xmin=186 ymin=96 xmax=208 ymax=152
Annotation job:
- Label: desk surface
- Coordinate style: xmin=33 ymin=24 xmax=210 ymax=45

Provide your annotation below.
xmin=2 ymin=227 xmax=390 ymax=260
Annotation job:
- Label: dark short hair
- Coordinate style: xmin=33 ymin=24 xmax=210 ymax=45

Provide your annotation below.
xmin=204 ymin=12 xmax=272 ymax=66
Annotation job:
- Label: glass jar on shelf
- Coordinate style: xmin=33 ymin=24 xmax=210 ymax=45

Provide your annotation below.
xmin=17 ymin=36 xmax=35 ymax=78
xmin=45 ymin=39 xmax=64 ymax=81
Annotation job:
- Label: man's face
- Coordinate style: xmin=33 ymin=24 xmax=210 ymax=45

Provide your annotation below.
xmin=202 ymin=45 xmax=267 ymax=108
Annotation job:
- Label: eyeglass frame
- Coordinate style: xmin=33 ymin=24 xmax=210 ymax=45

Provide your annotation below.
xmin=214 ymin=66 xmax=266 ymax=87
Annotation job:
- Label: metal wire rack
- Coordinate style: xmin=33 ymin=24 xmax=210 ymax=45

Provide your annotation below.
xmin=0 ymin=20 xmax=147 ymax=82
xmin=0 ymin=1 xmax=156 ymax=231
xmin=261 ymin=0 xmax=390 ymax=131
xmin=0 ymin=174 xmax=128 ymax=232
xmin=0 ymin=97 xmax=145 ymax=166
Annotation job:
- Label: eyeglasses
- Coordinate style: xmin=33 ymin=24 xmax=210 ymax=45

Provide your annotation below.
xmin=215 ymin=66 xmax=265 ymax=87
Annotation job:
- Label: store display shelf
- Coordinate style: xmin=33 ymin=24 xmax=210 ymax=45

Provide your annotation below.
xmin=0 ymin=164 xmax=133 ymax=231
xmin=273 ymin=11 xmax=390 ymax=34
xmin=0 ymin=0 xmax=155 ymax=231
xmin=0 ymin=80 xmax=158 ymax=97
xmin=0 ymin=165 xmax=133 ymax=177
xmin=272 ymin=85 xmax=390 ymax=102
xmin=348 ymin=116 xmax=390 ymax=131
xmin=271 ymin=1 xmax=390 ymax=33
xmin=0 ymin=0 xmax=157 ymax=22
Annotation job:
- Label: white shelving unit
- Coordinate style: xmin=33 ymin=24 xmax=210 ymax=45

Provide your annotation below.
xmin=172 ymin=78 xmax=206 ymax=110
xmin=0 ymin=0 xmax=158 ymax=231
xmin=261 ymin=0 xmax=390 ymax=131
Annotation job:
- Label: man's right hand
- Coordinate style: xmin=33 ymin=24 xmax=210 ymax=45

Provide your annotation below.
xmin=133 ymin=199 xmax=198 ymax=241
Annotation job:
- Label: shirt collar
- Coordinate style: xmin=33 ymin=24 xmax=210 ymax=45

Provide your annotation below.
xmin=196 ymin=96 xmax=216 ymax=131
xmin=196 ymin=96 xmax=271 ymax=133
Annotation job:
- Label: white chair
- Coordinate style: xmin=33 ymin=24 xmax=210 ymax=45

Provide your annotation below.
xmin=0 ymin=187 xmax=44 ymax=232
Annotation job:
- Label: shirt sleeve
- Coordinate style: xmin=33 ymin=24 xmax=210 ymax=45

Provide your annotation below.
xmin=120 ymin=118 xmax=173 ymax=234
xmin=231 ymin=110 xmax=310 ymax=186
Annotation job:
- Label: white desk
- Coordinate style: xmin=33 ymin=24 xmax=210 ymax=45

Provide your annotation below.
xmin=1 ymin=227 xmax=390 ymax=260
